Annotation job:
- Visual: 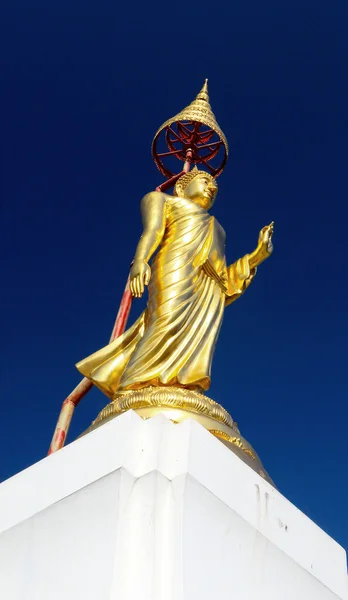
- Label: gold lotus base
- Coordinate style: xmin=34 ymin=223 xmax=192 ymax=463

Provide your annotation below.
xmin=84 ymin=386 xmax=273 ymax=485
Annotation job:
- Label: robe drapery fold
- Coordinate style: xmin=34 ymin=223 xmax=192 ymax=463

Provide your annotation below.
xmin=76 ymin=196 xmax=255 ymax=398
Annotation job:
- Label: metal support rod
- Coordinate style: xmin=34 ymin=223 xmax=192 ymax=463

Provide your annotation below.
xmin=183 ymin=149 xmax=193 ymax=172
xmin=47 ymin=273 xmax=133 ymax=455
xmin=156 ymin=149 xmax=192 ymax=192
xmin=48 ymin=152 xmax=193 ymax=455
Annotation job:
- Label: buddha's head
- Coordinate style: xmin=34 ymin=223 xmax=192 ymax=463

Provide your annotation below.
xmin=174 ymin=167 xmax=218 ymax=209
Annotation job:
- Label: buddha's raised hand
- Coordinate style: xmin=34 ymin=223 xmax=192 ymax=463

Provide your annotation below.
xmin=248 ymin=222 xmax=274 ymax=269
xmin=130 ymin=259 xmax=151 ymax=298
xmin=258 ymin=222 xmax=274 ymax=255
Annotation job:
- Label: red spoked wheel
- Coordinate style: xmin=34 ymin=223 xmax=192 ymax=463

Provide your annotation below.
xmin=152 ymin=119 xmax=227 ymax=178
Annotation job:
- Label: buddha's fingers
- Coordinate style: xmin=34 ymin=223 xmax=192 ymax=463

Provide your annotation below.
xmin=144 ymin=270 xmax=151 ymax=286
xmin=130 ymin=279 xmax=136 ymax=297
xmin=132 ymin=278 xmax=138 ymax=297
xmin=138 ymin=276 xmax=144 ymax=297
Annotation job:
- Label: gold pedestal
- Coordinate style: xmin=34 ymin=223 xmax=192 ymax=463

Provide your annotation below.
xmin=84 ymin=386 xmax=273 ymax=485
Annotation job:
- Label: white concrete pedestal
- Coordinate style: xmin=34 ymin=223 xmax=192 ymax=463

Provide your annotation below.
xmin=0 ymin=411 xmax=347 ymax=599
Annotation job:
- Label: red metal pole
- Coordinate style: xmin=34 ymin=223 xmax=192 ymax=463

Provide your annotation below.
xmin=48 ymin=273 xmax=133 ymax=455
xmin=156 ymin=149 xmax=192 ymax=192
xmin=108 ymin=273 xmax=133 ymax=342
xmin=183 ymin=149 xmax=193 ymax=172
xmin=48 ymin=154 xmax=193 ymax=455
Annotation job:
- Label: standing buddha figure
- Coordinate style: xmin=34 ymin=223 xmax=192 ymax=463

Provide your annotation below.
xmin=76 ymin=169 xmax=273 ymax=396
xmin=76 ymin=82 xmax=274 ymax=482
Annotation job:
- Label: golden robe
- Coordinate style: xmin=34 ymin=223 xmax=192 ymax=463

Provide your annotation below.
xmin=76 ymin=195 xmax=255 ymax=397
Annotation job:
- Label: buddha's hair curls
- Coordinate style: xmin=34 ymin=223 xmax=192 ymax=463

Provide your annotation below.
xmin=174 ymin=166 xmax=217 ymax=197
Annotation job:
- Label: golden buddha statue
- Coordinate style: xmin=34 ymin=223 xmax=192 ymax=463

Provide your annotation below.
xmin=77 ymin=169 xmax=273 ymax=396
xmin=76 ymin=82 xmax=274 ymax=482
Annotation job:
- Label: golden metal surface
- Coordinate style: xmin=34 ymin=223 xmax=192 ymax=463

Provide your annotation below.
xmin=77 ymin=93 xmax=274 ymax=481
xmin=76 ymin=170 xmax=273 ymax=397
xmin=81 ymin=389 xmax=275 ymax=483
xmin=83 ymin=386 xmax=258 ymax=462
xmin=91 ymin=386 xmax=235 ymax=428
xmin=152 ymin=79 xmax=228 ymax=175
xmin=174 ymin=165 xmax=216 ymax=198
xmin=208 ymin=430 xmax=256 ymax=459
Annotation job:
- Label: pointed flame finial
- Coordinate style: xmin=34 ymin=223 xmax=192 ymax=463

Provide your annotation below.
xmin=196 ymin=79 xmax=209 ymax=102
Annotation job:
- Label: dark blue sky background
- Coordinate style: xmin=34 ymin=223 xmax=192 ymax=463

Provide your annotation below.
xmin=1 ymin=1 xmax=347 ymax=549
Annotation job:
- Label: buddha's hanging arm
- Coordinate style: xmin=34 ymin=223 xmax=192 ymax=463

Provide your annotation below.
xmin=130 ymin=191 xmax=166 ymax=298
xmin=225 ymin=222 xmax=274 ymax=306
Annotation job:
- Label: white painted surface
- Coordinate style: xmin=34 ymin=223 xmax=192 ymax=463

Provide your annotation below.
xmin=0 ymin=411 xmax=346 ymax=600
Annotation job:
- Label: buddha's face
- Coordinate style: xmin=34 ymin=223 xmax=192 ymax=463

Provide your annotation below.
xmin=183 ymin=174 xmax=218 ymax=209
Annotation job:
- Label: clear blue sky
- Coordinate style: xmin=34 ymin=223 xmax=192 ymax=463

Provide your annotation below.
xmin=1 ymin=1 xmax=347 ymax=550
